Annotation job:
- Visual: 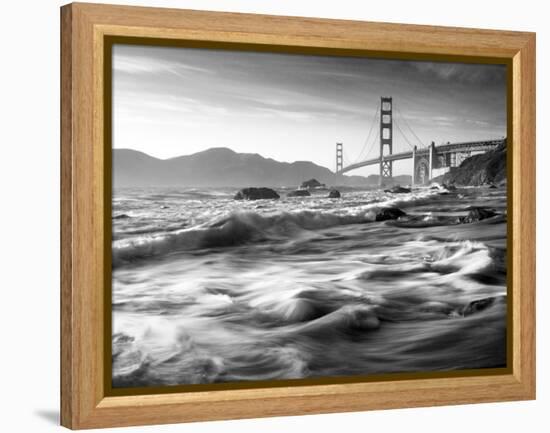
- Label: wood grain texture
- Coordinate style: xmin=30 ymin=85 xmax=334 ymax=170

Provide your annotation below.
xmin=512 ymin=32 xmax=536 ymax=396
xmin=60 ymin=2 xmax=536 ymax=429
xmin=60 ymin=4 xmax=73 ymax=429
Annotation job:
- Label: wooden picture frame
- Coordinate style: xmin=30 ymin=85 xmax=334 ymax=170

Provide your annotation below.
xmin=60 ymin=2 xmax=536 ymax=429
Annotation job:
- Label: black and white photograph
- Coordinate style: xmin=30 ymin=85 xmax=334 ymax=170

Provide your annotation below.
xmin=110 ymin=44 xmax=508 ymax=388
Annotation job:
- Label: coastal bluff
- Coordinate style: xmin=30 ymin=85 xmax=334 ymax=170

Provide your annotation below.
xmin=434 ymin=141 xmax=507 ymax=186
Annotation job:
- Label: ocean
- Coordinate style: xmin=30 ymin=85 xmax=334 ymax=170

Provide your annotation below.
xmin=111 ymin=185 xmax=507 ymax=388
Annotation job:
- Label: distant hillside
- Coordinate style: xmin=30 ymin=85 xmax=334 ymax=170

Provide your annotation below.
xmin=364 ymin=174 xmax=412 ymax=187
xmin=434 ymin=141 xmax=507 ymax=186
xmin=113 ymin=147 xmax=409 ymax=188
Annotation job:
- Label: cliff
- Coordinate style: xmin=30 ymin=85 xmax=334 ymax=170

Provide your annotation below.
xmin=434 ymin=141 xmax=507 ymax=186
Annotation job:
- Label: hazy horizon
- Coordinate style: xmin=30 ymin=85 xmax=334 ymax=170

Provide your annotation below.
xmin=113 ymin=44 xmax=507 ymax=176
xmin=114 ymin=145 xmax=415 ymax=170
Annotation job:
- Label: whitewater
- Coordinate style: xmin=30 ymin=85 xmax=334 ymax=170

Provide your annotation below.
xmin=111 ymin=185 xmax=507 ymax=387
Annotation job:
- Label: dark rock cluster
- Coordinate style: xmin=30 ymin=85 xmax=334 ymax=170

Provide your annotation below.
xmin=234 ymin=187 xmax=280 ymax=200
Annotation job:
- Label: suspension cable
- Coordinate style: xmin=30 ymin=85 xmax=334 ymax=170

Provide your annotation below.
xmin=341 ymin=101 xmax=425 ymax=168
xmin=394 ymin=118 xmax=416 ymax=150
xmin=343 ymin=153 xmax=353 ymax=167
xmin=395 ymin=105 xmax=424 ymax=148
xmin=353 ymin=106 xmax=379 ymax=164
xmin=361 ymin=127 xmax=379 ymax=161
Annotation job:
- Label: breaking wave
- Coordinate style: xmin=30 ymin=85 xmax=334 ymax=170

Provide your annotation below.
xmin=112 ymin=185 xmax=508 ymax=387
xmin=112 ymin=205 xmax=405 ymax=266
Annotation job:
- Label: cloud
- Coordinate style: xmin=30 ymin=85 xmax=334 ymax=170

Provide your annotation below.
xmin=408 ymin=61 xmax=506 ymax=86
xmin=112 ymin=44 xmax=507 ymax=167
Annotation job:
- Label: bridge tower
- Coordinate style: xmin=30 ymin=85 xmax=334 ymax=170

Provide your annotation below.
xmin=412 ymin=141 xmax=437 ymax=184
xmin=379 ymin=97 xmax=393 ymax=185
xmin=336 ymin=142 xmax=343 ymax=173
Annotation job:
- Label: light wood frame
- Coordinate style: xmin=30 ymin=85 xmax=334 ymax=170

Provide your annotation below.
xmin=61 ymin=2 xmax=536 ymax=429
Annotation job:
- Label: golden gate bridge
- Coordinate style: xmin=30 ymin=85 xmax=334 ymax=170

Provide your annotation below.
xmin=335 ymin=97 xmax=505 ymax=185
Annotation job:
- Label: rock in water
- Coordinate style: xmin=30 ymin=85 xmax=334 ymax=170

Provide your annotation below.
xmin=462 ymin=296 xmax=506 ymax=316
xmin=287 ymin=189 xmax=311 ymax=197
xmin=375 ymin=207 xmax=407 ymax=221
xmin=300 ymin=178 xmax=324 ymax=189
xmin=328 ymin=189 xmax=341 ymax=198
xmin=460 ymin=206 xmax=497 ymax=223
xmin=384 ymin=186 xmax=411 ymax=194
xmin=234 ymin=187 xmax=280 ymax=200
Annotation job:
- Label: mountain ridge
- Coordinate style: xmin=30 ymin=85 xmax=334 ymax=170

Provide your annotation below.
xmin=113 ymin=147 xmax=411 ymax=188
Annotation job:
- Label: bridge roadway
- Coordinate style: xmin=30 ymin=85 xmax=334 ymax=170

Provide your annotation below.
xmin=338 ymin=138 xmax=505 ymax=174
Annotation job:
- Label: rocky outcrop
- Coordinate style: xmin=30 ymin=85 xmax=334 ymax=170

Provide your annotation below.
xmin=287 ymin=189 xmax=311 ymax=197
xmin=234 ymin=187 xmax=280 ymax=200
xmin=375 ymin=207 xmax=407 ymax=222
xmin=435 ymin=141 xmax=507 ymax=186
xmin=328 ymin=189 xmax=341 ymax=198
xmin=300 ymin=178 xmax=325 ymax=189
xmin=459 ymin=206 xmax=497 ymax=224
xmin=384 ymin=186 xmax=411 ymax=194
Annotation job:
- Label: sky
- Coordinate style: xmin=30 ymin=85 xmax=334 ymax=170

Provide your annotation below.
xmin=112 ymin=44 xmax=507 ymax=176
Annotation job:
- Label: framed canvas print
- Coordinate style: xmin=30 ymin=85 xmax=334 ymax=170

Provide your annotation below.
xmin=60 ymin=2 xmax=536 ymax=429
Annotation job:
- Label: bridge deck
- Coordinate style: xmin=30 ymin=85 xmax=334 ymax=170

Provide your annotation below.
xmin=338 ymin=138 xmax=505 ymax=174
